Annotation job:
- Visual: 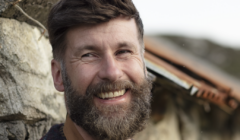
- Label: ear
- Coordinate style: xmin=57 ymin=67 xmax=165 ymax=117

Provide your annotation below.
xmin=51 ymin=59 xmax=65 ymax=92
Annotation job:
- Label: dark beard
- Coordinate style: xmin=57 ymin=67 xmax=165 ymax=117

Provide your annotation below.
xmin=62 ymin=64 xmax=152 ymax=140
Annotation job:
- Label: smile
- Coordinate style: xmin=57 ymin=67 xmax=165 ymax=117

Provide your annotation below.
xmin=96 ymin=89 xmax=126 ymax=99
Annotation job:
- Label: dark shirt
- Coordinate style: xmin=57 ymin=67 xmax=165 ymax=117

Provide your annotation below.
xmin=40 ymin=124 xmax=66 ymax=140
xmin=40 ymin=123 xmax=134 ymax=140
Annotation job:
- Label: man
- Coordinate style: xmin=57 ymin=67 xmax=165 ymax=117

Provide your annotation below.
xmin=41 ymin=0 xmax=152 ymax=140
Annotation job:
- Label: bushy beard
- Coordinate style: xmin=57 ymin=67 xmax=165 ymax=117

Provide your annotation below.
xmin=61 ymin=63 xmax=152 ymax=140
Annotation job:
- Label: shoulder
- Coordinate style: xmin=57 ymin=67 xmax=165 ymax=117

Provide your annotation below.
xmin=40 ymin=124 xmax=66 ymax=140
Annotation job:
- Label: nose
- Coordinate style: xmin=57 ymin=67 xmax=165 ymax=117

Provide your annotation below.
xmin=98 ymin=54 xmax=123 ymax=82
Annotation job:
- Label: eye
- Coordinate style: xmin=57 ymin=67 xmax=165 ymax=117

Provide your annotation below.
xmin=82 ymin=53 xmax=94 ymax=57
xmin=116 ymin=50 xmax=132 ymax=59
xmin=81 ymin=53 xmax=98 ymax=62
xmin=116 ymin=50 xmax=132 ymax=55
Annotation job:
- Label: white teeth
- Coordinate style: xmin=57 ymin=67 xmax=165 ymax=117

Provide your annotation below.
xmin=97 ymin=89 xmax=126 ymax=99
xmin=118 ymin=90 xmax=124 ymax=96
xmin=99 ymin=93 xmax=105 ymax=99
xmin=115 ymin=91 xmax=119 ymax=96
xmin=109 ymin=92 xmax=114 ymax=98
xmin=105 ymin=93 xmax=109 ymax=98
xmin=113 ymin=91 xmax=118 ymax=96
xmin=119 ymin=90 xmax=124 ymax=96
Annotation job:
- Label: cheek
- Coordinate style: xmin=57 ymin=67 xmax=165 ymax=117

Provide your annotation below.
xmin=122 ymin=59 xmax=145 ymax=84
xmin=69 ymin=64 xmax=99 ymax=92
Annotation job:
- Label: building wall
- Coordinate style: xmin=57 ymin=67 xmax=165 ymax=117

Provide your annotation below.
xmin=135 ymin=84 xmax=240 ymax=140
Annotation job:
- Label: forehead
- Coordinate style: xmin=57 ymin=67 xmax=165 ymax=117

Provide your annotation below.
xmin=66 ymin=17 xmax=140 ymax=50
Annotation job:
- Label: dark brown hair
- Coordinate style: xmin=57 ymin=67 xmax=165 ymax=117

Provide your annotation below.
xmin=47 ymin=0 xmax=144 ymax=61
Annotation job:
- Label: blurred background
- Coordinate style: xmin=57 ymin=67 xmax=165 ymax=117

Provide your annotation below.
xmin=133 ymin=0 xmax=240 ymax=79
xmin=130 ymin=1 xmax=240 ymax=139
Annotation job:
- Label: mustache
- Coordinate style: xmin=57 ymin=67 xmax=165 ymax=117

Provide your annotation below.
xmin=85 ymin=80 xmax=135 ymax=97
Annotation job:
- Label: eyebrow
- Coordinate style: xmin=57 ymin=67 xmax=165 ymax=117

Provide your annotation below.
xmin=117 ymin=42 xmax=137 ymax=51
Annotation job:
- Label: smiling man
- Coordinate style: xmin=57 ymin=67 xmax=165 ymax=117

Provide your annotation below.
xmin=41 ymin=0 xmax=152 ymax=140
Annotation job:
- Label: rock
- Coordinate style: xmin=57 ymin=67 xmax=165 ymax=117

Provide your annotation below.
xmin=26 ymin=118 xmax=54 ymax=140
xmin=0 ymin=119 xmax=55 ymax=140
xmin=0 ymin=17 xmax=66 ymax=123
xmin=0 ymin=0 xmax=59 ymax=27
xmin=0 ymin=121 xmax=26 ymax=140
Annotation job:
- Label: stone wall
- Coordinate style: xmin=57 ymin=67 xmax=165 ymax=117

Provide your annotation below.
xmin=0 ymin=0 xmax=59 ymax=27
xmin=0 ymin=18 xmax=66 ymax=140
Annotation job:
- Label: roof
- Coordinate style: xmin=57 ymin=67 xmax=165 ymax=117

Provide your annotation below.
xmin=144 ymin=37 xmax=240 ymax=113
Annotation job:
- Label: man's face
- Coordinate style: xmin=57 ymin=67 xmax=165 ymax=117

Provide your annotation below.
xmin=52 ymin=17 xmax=152 ymax=140
xmin=64 ymin=17 xmax=145 ymax=108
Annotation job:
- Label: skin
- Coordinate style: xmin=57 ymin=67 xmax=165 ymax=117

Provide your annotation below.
xmin=51 ymin=17 xmax=145 ymax=140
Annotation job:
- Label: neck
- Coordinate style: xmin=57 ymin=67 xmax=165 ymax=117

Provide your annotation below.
xmin=63 ymin=114 xmax=93 ymax=140
xmin=74 ymin=123 xmax=96 ymax=140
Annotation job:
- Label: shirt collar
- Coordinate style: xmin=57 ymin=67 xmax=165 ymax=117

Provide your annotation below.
xmin=63 ymin=114 xmax=84 ymax=140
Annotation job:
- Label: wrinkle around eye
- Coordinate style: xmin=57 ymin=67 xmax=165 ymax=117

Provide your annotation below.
xmin=115 ymin=49 xmax=140 ymax=61
xmin=81 ymin=53 xmax=100 ymax=62
xmin=69 ymin=57 xmax=82 ymax=64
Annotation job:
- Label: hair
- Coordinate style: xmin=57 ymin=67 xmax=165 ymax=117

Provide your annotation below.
xmin=47 ymin=0 xmax=144 ymax=61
